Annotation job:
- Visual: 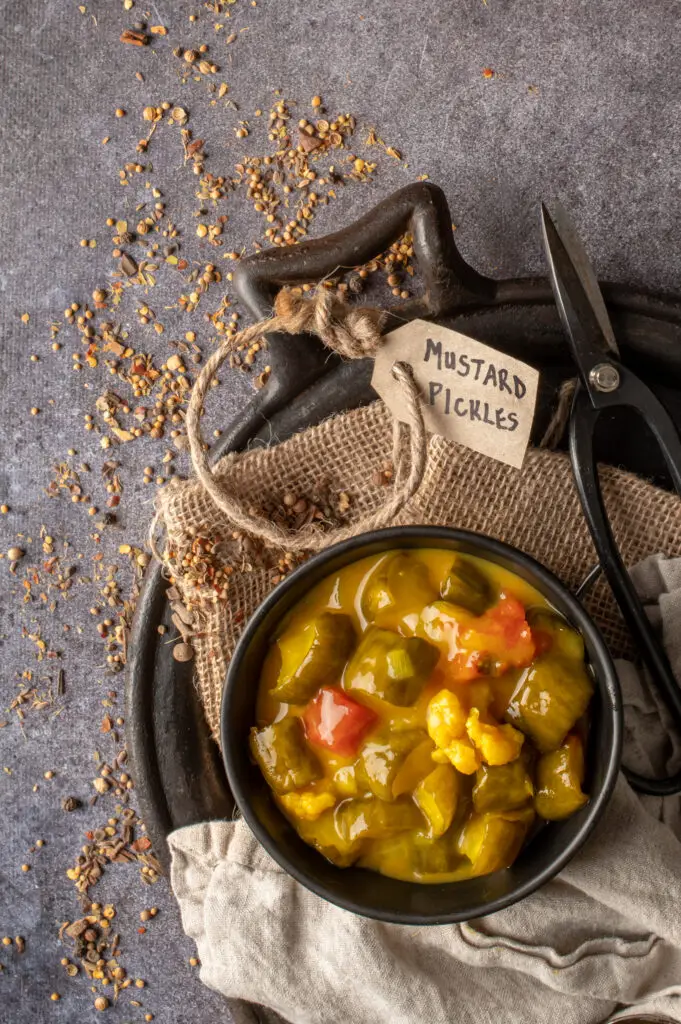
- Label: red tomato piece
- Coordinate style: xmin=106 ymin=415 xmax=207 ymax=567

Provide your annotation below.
xmin=485 ymin=595 xmax=529 ymax=644
xmin=450 ymin=593 xmax=535 ymax=680
xmin=303 ymin=687 xmax=377 ymax=756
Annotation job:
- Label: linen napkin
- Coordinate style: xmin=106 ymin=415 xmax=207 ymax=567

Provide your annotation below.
xmin=169 ymin=554 xmax=681 ymax=1024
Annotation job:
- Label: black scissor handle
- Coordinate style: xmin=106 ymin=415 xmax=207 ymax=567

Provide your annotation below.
xmin=570 ymin=382 xmax=681 ymax=795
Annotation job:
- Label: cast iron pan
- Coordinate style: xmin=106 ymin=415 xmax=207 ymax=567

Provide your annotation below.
xmin=126 ymin=183 xmax=681 ymax=874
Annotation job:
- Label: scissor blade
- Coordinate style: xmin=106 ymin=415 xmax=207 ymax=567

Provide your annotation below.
xmin=540 ymin=203 xmax=620 ymax=383
xmin=544 ymin=202 xmax=618 ymax=354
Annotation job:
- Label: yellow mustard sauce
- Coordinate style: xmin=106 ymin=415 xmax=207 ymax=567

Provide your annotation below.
xmin=252 ymin=548 xmax=593 ymax=883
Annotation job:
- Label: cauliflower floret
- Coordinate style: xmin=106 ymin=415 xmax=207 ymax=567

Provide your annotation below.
xmin=426 ymin=689 xmax=467 ymax=749
xmin=279 ymin=789 xmax=336 ymax=821
xmin=432 ymin=738 xmax=481 ymax=775
xmin=466 ymin=707 xmax=524 ymax=766
xmin=427 ymin=689 xmax=481 ymax=773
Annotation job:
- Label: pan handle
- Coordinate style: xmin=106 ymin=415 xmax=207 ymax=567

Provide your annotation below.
xmin=214 ymin=183 xmax=495 ymax=458
xmin=570 ymin=384 xmax=681 ymax=796
xmin=233 ymin=181 xmax=493 ymax=321
xmin=230 ymin=182 xmax=494 ymax=415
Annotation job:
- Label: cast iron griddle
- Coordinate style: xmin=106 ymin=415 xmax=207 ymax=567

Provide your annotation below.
xmin=125 ymin=183 xmax=681 ymax=871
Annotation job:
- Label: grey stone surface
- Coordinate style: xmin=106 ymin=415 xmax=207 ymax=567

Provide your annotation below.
xmin=1 ymin=0 xmax=680 ymax=1021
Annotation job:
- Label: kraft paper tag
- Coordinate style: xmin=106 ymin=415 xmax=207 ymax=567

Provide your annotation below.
xmin=372 ymin=320 xmax=539 ymax=469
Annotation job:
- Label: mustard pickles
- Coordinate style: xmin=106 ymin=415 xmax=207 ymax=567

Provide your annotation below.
xmin=251 ymin=548 xmax=594 ymax=883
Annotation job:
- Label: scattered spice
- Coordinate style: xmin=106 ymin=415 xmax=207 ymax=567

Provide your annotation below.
xmin=65 ymin=806 xmax=161 ymax=894
xmin=120 ymin=28 xmax=148 ymax=45
xmin=172 ymin=642 xmax=194 ymax=662
xmin=3 ymin=3 xmax=419 ymax=1011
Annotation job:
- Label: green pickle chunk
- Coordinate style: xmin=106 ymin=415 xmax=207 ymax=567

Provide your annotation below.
xmin=359 ymin=831 xmax=467 ymax=879
xmin=414 ymin=763 xmax=460 ymax=838
xmin=296 ymin=809 xmax=364 ymax=867
xmin=420 ymin=600 xmax=471 ymax=647
xmin=271 ymin=612 xmax=355 ymax=703
xmin=359 ymin=731 xmax=426 ymax=801
xmin=335 ymin=797 xmax=424 ymax=842
xmin=472 ymin=760 xmax=534 ymax=814
xmin=345 ymin=627 xmax=439 ymax=706
xmin=527 ymin=608 xmax=585 ymax=661
xmin=249 ymin=718 xmax=321 ymax=794
xmin=392 ymin=738 xmax=438 ymax=796
xmin=360 ymin=552 xmax=435 ymax=623
xmin=458 ymin=808 xmax=534 ymax=876
xmin=440 ymin=555 xmax=493 ymax=615
xmin=535 ymin=734 xmax=589 ymax=820
xmin=505 ymin=655 xmax=593 ymax=753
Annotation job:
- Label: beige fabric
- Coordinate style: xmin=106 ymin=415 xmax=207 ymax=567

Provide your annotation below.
xmin=169 ymin=553 xmax=681 ymax=1024
xmin=156 ymin=400 xmax=681 ymax=743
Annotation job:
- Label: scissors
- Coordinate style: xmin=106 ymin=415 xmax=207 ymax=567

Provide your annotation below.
xmin=541 ymin=201 xmax=681 ymax=796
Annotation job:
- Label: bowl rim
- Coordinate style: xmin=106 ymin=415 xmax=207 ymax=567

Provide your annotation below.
xmin=221 ymin=525 xmax=623 ymax=924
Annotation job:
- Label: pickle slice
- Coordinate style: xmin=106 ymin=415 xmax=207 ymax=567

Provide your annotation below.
xmin=345 ymin=628 xmax=439 ymax=707
xmin=420 ymin=600 xmax=469 ymax=654
xmin=296 ymin=808 xmax=364 ymax=867
xmin=414 ymin=836 xmax=469 ymax=876
xmin=250 ymin=717 xmax=321 ymax=794
xmin=472 ymin=760 xmax=534 ymax=814
xmin=414 ymin=763 xmax=460 ymax=838
xmin=359 ymin=730 xmax=426 ymax=801
xmin=333 ymin=763 xmax=364 ymax=798
xmin=440 ymin=555 xmax=493 ymax=615
xmin=505 ymin=656 xmax=594 ymax=753
xmin=392 ymin=738 xmax=437 ymax=797
xmin=457 ymin=810 xmax=531 ymax=876
xmin=535 ymin=733 xmax=588 ymax=820
xmin=272 ymin=612 xmax=355 ymax=703
xmin=359 ymin=832 xmax=467 ymax=879
xmin=360 ymin=552 xmax=435 ymax=623
xmin=335 ymin=796 xmax=423 ymax=842
xmin=527 ymin=608 xmax=585 ymax=661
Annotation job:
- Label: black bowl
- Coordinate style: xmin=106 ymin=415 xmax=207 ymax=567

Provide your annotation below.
xmin=221 ymin=526 xmax=622 ymax=925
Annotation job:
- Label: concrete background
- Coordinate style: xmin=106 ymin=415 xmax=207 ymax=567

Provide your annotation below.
xmin=2 ymin=0 xmax=681 ymax=1020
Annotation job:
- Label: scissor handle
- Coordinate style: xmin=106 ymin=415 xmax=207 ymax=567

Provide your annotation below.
xmin=570 ymin=381 xmax=681 ymax=795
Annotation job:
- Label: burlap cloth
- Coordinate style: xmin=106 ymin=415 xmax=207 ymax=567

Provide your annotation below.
xmin=156 ymin=400 xmax=681 ymax=744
